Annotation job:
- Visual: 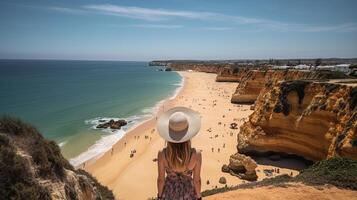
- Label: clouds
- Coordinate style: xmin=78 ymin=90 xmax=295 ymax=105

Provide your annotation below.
xmin=48 ymin=4 xmax=357 ymax=32
xmin=84 ymin=4 xmax=214 ymax=21
xmin=126 ymin=24 xmax=183 ymax=29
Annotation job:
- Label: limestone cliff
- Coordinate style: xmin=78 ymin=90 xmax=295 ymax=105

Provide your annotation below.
xmin=237 ymin=79 xmax=357 ymax=161
xmin=0 ymin=117 xmax=114 ymax=200
xmin=216 ymin=67 xmax=250 ymax=82
xmin=231 ymin=69 xmax=349 ymax=104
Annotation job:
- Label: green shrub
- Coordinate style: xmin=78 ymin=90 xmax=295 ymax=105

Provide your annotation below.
xmin=0 ymin=116 xmax=114 ymax=199
xmin=0 ymin=133 xmax=51 ymax=199
xmin=295 ymin=157 xmax=357 ymax=189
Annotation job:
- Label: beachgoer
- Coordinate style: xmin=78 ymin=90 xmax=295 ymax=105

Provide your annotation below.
xmin=156 ymin=107 xmax=202 ymax=200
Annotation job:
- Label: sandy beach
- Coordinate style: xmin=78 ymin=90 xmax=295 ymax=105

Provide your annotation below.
xmin=85 ymin=71 xmax=300 ymax=200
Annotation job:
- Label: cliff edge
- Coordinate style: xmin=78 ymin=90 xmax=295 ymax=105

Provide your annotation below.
xmin=0 ymin=117 xmax=114 ymax=200
xmin=231 ymin=70 xmax=349 ymax=104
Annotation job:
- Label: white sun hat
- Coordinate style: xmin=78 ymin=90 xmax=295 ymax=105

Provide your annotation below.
xmin=157 ymin=107 xmax=201 ymax=143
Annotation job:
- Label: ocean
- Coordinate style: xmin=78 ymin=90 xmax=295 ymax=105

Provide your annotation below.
xmin=0 ymin=60 xmax=182 ymax=166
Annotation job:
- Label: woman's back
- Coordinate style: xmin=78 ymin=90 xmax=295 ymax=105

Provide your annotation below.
xmin=158 ymin=147 xmax=202 ymax=200
xmin=162 ymin=147 xmax=197 ymax=173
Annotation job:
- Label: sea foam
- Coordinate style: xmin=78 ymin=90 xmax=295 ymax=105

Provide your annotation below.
xmin=69 ymin=72 xmax=184 ymax=167
xmin=69 ymin=129 xmax=125 ymax=167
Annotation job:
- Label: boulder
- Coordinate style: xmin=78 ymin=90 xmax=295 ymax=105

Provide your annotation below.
xmin=96 ymin=119 xmax=127 ymax=129
xmin=229 ymin=153 xmax=257 ymax=173
xmin=219 ymin=177 xmax=227 ymax=184
xmin=222 ymin=153 xmax=258 ymax=181
xmin=239 ymin=172 xmax=258 ymax=181
xmin=221 ymin=164 xmax=230 ymax=173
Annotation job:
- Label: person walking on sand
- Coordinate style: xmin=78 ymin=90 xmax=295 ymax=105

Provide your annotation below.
xmin=156 ymin=107 xmax=202 ymax=200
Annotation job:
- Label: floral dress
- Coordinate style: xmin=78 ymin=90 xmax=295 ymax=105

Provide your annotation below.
xmin=161 ymin=150 xmax=197 ymax=200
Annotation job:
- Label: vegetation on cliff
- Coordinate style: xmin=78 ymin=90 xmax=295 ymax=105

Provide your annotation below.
xmin=0 ymin=117 xmax=114 ymax=200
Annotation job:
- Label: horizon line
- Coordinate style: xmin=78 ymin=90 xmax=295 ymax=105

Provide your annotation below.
xmin=1 ymin=57 xmax=357 ymax=62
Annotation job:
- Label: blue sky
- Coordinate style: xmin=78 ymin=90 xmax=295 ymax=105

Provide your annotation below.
xmin=0 ymin=0 xmax=357 ymax=61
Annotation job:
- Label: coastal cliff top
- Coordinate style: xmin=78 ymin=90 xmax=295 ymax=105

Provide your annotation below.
xmin=0 ymin=117 xmax=114 ymax=200
xmin=204 ymin=157 xmax=357 ymax=199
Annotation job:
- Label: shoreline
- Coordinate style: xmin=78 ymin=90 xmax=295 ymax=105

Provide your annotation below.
xmin=70 ymin=72 xmax=185 ymax=168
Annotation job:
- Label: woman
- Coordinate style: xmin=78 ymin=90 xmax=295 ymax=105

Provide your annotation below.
xmin=156 ymin=107 xmax=202 ymax=200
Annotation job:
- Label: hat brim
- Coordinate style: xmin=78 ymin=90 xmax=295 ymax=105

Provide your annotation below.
xmin=157 ymin=107 xmax=201 ymax=143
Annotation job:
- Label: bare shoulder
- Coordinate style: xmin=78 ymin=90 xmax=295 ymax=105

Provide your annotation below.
xmin=192 ymin=148 xmax=202 ymax=162
xmin=158 ymin=149 xmax=165 ymax=160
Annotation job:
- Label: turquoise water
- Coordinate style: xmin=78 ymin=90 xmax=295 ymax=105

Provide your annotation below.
xmin=0 ymin=60 xmax=181 ymax=164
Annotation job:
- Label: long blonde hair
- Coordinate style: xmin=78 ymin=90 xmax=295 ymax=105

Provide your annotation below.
xmin=166 ymin=140 xmax=192 ymax=169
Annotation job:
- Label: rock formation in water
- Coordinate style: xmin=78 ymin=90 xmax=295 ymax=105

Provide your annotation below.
xmin=236 ymin=80 xmax=357 ymax=161
xmin=164 ymin=67 xmax=172 ymax=71
xmin=231 ymin=70 xmax=349 ymax=104
xmin=0 ymin=117 xmax=114 ymax=200
xmin=96 ymin=119 xmax=127 ymax=129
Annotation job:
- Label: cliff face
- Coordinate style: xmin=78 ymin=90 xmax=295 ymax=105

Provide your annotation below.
xmin=0 ymin=117 xmax=114 ymax=200
xmin=168 ymin=63 xmax=223 ymax=73
xmin=216 ymin=67 xmax=250 ymax=82
xmin=237 ymin=80 xmax=357 ymax=161
xmin=231 ymin=70 xmax=349 ymax=104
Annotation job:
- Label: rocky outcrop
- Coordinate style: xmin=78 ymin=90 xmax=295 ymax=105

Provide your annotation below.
xmin=164 ymin=67 xmax=172 ymax=71
xmin=236 ymin=80 xmax=357 ymax=161
xmin=216 ymin=67 xmax=250 ymax=82
xmin=0 ymin=117 xmax=114 ymax=200
xmin=231 ymin=70 xmax=349 ymax=104
xmin=222 ymin=153 xmax=258 ymax=181
xmin=96 ymin=119 xmax=127 ymax=129
xmin=148 ymin=61 xmax=170 ymax=66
